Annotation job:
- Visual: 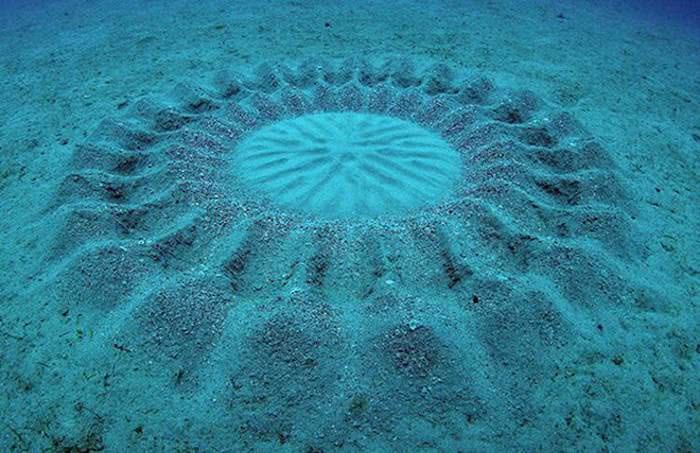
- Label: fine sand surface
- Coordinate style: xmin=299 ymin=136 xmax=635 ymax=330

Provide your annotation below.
xmin=0 ymin=0 xmax=698 ymax=451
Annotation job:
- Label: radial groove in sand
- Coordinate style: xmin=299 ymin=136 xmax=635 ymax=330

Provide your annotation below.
xmin=233 ymin=112 xmax=461 ymax=218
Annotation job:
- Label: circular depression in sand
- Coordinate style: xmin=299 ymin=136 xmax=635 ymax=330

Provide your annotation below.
xmin=232 ymin=112 xmax=461 ymax=218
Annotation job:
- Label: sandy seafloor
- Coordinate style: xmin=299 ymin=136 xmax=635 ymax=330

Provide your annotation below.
xmin=0 ymin=0 xmax=699 ymax=451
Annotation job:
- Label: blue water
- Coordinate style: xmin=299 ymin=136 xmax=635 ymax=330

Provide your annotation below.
xmin=603 ymin=0 xmax=700 ymax=32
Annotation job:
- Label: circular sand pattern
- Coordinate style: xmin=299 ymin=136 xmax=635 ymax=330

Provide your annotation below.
xmin=233 ymin=112 xmax=460 ymax=218
xmin=48 ymin=58 xmax=644 ymax=450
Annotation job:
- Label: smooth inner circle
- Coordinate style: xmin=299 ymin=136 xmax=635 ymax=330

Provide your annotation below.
xmin=233 ymin=112 xmax=461 ymax=219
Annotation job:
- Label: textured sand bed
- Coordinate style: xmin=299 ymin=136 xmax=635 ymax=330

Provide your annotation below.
xmin=0 ymin=0 xmax=698 ymax=451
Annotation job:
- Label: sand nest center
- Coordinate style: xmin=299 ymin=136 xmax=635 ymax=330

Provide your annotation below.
xmin=233 ymin=111 xmax=461 ymax=218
